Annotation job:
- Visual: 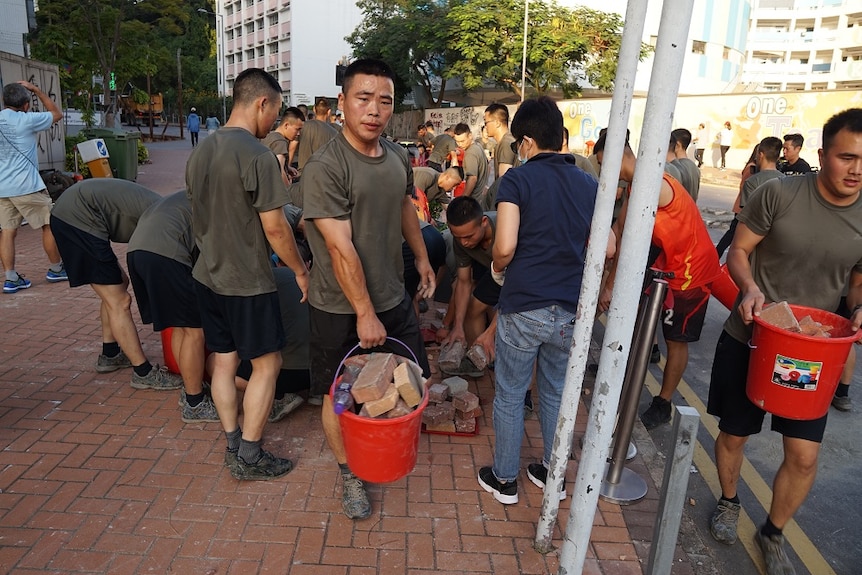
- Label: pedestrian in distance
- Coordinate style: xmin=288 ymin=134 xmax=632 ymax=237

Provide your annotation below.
xmin=187 ymin=107 xmax=201 ymax=147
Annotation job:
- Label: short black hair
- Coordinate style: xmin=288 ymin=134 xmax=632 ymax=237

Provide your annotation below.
xmin=446 ymin=196 xmax=483 ymax=227
xmin=823 ymin=108 xmax=862 ymax=151
xmin=232 ymin=68 xmax=281 ymax=107
xmin=758 ymin=137 xmax=783 ymax=162
xmin=593 ymin=129 xmax=631 ymax=155
xmin=281 ymin=106 xmax=305 ymax=125
xmin=424 ymin=120 xmax=434 ymax=129
xmin=671 ymin=128 xmax=692 ymax=149
xmin=453 ymin=123 xmax=472 ymax=137
xmin=783 ymin=133 xmax=804 ymax=148
xmin=510 ymin=96 xmax=562 ymax=152
xmin=485 ymin=103 xmax=509 ymax=125
xmin=342 ymin=58 xmax=395 ymax=93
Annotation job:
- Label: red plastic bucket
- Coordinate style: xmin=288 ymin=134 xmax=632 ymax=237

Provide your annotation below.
xmin=331 ymin=339 xmax=428 ymax=483
xmin=747 ymin=304 xmax=861 ymax=419
xmin=160 ymin=327 xmax=181 ymax=374
xmin=710 ymin=263 xmax=739 ymax=310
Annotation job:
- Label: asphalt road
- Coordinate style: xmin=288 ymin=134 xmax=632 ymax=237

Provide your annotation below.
xmin=636 ymin=182 xmax=860 ymax=575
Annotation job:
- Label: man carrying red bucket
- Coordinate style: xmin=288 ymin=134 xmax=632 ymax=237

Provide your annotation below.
xmin=706 ymin=108 xmax=862 ymax=575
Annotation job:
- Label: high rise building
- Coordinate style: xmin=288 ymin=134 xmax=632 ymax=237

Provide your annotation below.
xmin=741 ymin=0 xmax=862 ymax=91
xmin=0 ymin=0 xmax=35 ymax=57
xmin=220 ymin=0 xmax=361 ymax=106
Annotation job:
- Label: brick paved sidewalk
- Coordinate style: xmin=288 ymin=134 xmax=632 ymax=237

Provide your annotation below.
xmin=0 ymin=139 xmax=697 ymax=574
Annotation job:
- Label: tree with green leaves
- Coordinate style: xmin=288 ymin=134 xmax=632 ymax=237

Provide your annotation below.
xmin=347 ymin=0 xmax=464 ymax=107
xmin=447 ymin=0 xmax=640 ymax=99
xmin=29 ymin=0 xmax=217 ymax=119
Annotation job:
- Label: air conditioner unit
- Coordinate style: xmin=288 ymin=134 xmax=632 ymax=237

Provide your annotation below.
xmin=281 ymin=32 xmax=291 ymax=39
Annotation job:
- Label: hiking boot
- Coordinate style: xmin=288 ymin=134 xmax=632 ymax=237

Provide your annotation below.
xmin=709 ymin=499 xmax=741 ymax=545
xmin=231 ymin=449 xmax=293 ymax=481
xmin=341 ymin=473 xmax=372 ymax=519
xmin=131 ymin=364 xmax=184 ymax=390
xmin=640 ymin=396 xmax=672 ymax=430
xmin=649 ymin=344 xmax=661 ymax=364
xmin=755 ymin=531 xmax=796 ymax=575
xmin=526 ymin=462 xmax=566 ymax=501
xmin=46 ymin=266 xmax=68 ymax=283
xmin=181 ymin=394 xmax=220 ymax=423
xmin=224 ymin=449 xmax=240 ymax=475
xmin=269 ymin=393 xmax=304 ymax=423
xmin=4 ymin=275 xmax=31 ymax=294
xmin=477 ymin=466 xmax=518 ymax=504
xmin=831 ymin=394 xmax=852 ymax=412
xmin=96 ymin=351 xmax=132 ymax=373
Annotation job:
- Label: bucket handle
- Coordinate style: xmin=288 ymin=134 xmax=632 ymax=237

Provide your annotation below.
xmin=332 ymin=336 xmax=419 ymax=387
xmin=748 ymin=339 xmax=756 ymax=350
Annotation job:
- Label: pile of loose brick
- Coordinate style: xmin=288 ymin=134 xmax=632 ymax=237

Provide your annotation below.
xmin=760 ymin=301 xmax=834 ymax=338
xmin=422 ymin=376 xmax=481 ymax=434
xmin=344 ymin=353 xmax=426 ymax=418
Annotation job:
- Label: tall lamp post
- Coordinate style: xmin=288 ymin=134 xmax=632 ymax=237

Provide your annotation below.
xmin=198 ymin=7 xmax=227 ymax=123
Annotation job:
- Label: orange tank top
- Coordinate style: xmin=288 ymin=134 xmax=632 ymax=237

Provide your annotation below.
xmin=652 ymin=174 xmax=720 ymax=291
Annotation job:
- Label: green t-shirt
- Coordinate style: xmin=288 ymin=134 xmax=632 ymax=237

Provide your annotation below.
xmin=724 ymin=173 xmax=862 ymax=343
xmin=494 ymin=133 xmax=517 ymax=180
xmin=670 ymin=157 xmax=700 ymax=202
xmin=262 ymin=131 xmax=289 ymax=157
xmin=740 ymin=169 xmax=782 ymax=209
xmin=185 ymin=127 xmax=288 ymax=296
xmin=51 ymin=179 xmax=160 ymax=242
xmin=463 ymin=142 xmax=489 ymax=198
xmin=127 ymin=191 xmax=195 ymax=268
xmin=297 ymin=119 xmax=339 ymax=171
xmin=428 ymin=134 xmax=456 ymax=165
xmin=301 ymin=133 xmax=412 ymax=314
xmin=413 ymin=166 xmax=444 ymax=203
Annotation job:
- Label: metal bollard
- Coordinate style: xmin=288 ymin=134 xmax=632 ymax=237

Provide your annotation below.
xmin=600 ymin=276 xmax=668 ymax=504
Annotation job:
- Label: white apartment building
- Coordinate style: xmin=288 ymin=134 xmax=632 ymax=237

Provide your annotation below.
xmin=741 ymin=0 xmax=862 ymax=91
xmin=0 ymin=0 xmax=34 ymax=57
xmin=219 ymin=0 xmax=361 ymax=106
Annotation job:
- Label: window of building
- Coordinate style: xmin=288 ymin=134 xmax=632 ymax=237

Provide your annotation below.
xmin=268 ymin=13 xmax=279 ymax=26
xmin=246 ymin=49 xmax=255 ymax=60
xmin=228 ymin=55 xmax=235 ymax=65
xmin=257 ymin=46 xmax=264 ymax=57
xmin=236 ymin=52 xmax=243 ymax=62
xmin=227 ymin=29 xmax=235 ymax=40
xmin=692 ymin=40 xmax=706 ymax=55
xmin=271 ymin=70 xmax=278 ymax=81
xmin=246 ymin=23 xmax=254 ymax=35
xmin=268 ymin=42 xmax=278 ymax=54
xmin=245 ymin=0 xmax=253 ymax=7
xmin=226 ymin=4 xmax=233 ymax=15
xmin=257 ymin=18 xmax=264 ymax=30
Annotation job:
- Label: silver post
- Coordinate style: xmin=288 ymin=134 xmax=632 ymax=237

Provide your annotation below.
xmin=647 ymin=406 xmax=701 ymax=575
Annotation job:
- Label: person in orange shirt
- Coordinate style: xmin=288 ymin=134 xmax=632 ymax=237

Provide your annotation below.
xmin=596 ymin=133 xmax=720 ymax=429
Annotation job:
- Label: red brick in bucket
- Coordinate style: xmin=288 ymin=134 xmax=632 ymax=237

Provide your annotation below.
xmin=747 ymin=303 xmax=862 ymax=419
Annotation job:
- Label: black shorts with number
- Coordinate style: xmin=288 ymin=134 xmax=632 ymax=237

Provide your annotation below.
xmin=706 ymin=331 xmax=828 ymax=443
xmin=660 ymin=285 xmax=710 ymax=343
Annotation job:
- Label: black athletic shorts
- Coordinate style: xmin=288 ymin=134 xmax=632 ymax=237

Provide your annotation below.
xmin=237 ymin=362 xmax=310 ymax=394
xmin=836 ymin=296 xmax=851 ymax=319
xmin=403 ymin=225 xmax=446 ymax=299
xmin=193 ymin=280 xmax=285 ymax=361
xmin=308 ymin=293 xmax=430 ymax=396
xmin=661 ymin=285 xmax=710 ymax=343
xmin=50 ymin=215 xmax=122 ymax=287
xmin=127 ymin=251 xmax=200 ymax=331
xmin=473 ymin=270 xmax=501 ymax=307
xmin=706 ymin=330 xmax=828 ymax=443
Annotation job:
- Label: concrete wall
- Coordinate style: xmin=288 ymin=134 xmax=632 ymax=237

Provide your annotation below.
xmin=0 ymin=50 xmax=66 ymax=171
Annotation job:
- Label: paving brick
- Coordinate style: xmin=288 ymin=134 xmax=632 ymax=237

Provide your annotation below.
xmin=407 ymin=532 xmax=434 ymax=569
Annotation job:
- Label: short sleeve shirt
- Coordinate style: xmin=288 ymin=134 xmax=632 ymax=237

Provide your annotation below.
xmin=302 ymin=134 xmax=412 ymax=314
xmin=128 ymin=191 xmax=195 ymax=268
xmin=724 ymin=173 xmax=862 ymax=343
xmin=428 ymin=134 xmax=457 ymax=166
xmin=185 ymin=127 xmax=289 ymax=296
xmin=0 ymin=109 xmax=54 ymax=198
xmin=297 ymin=119 xmax=339 ymax=170
xmin=740 ymin=169 xmax=782 ymax=209
xmin=463 ymin=143 xmax=489 ymax=196
xmin=262 ymin=132 xmax=289 ymax=157
xmin=51 ymin=179 xmax=161 ymax=242
xmin=494 ymin=133 xmax=517 ymax=180
xmin=412 ymin=166 xmax=444 ymax=203
xmin=670 ymin=157 xmax=701 ymax=202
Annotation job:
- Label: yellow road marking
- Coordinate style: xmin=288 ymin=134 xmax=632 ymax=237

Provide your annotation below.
xmin=643 ymin=358 xmax=836 ymax=575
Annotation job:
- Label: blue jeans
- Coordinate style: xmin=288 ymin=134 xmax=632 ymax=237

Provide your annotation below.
xmin=492 ymin=305 xmax=576 ymax=482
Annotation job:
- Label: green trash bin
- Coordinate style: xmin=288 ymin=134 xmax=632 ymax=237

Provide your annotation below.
xmin=83 ymin=128 xmax=141 ymax=181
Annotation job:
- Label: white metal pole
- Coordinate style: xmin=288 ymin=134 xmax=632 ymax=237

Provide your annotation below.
xmin=533 ymin=0 xmax=648 ymax=554
xmin=218 ymin=10 xmax=227 ymax=123
xmin=555 ymin=0 xmax=696 ymax=572
xmin=520 ymin=0 xmax=528 ymax=103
